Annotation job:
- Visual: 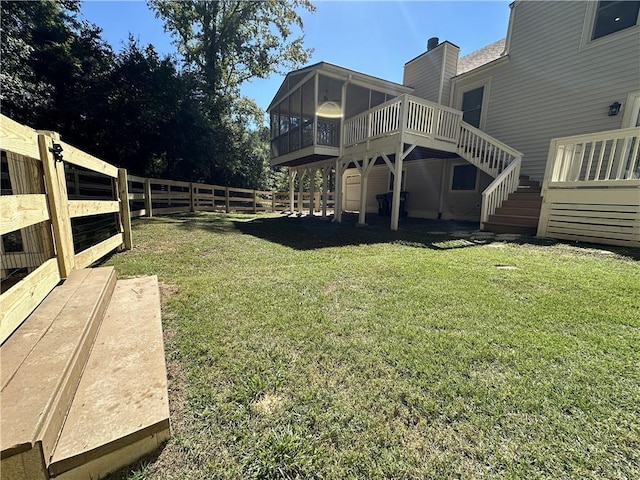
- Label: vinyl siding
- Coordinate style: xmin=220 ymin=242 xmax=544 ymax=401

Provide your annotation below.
xmin=403 ymin=46 xmax=445 ymax=103
xmin=342 ymin=158 xmax=492 ymax=221
xmin=441 ymin=44 xmax=460 ymax=106
xmin=451 ymin=1 xmax=640 ymax=181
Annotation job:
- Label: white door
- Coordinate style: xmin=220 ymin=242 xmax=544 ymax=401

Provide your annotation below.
xmin=344 ymin=174 xmax=361 ymax=211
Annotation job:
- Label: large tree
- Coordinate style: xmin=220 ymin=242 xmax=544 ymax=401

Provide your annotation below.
xmin=147 ymin=0 xmax=315 ymax=187
xmin=149 ymin=0 xmax=314 ymax=114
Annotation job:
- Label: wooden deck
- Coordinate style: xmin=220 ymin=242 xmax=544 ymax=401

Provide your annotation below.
xmin=0 ymin=268 xmax=170 ymax=480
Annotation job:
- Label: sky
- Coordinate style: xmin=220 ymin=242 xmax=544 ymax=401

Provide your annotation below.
xmin=80 ymin=1 xmax=512 ymax=113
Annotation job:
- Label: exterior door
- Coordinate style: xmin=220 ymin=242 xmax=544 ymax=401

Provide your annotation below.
xmin=344 ymin=174 xmax=361 ymax=211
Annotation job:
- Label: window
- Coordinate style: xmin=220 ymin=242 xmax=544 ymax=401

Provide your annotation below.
xmin=451 ymin=164 xmax=477 ymax=191
xmin=592 ymin=1 xmax=640 ymax=40
xmin=461 ymin=87 xmax=484 ymax=128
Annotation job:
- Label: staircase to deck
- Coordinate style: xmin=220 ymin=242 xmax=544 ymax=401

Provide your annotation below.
xmin=1 ymin=267 xmax=170 ymax=480
xmin=482 ymin=176 xmax=542 ymax=235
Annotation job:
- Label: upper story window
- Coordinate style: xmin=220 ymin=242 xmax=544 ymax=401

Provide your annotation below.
xmin=592 ymin=1 xmax=640 ymax=40
xmin=461 ymin=87 xmax=484 ymax=128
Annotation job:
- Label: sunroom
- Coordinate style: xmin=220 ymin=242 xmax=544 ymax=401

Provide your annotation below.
xmin=268 ymin=62 xmax=413 ymax=168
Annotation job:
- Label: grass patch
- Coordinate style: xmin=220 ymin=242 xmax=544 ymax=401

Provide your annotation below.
xmin=106 ymin=212 xmax=640 ymax=479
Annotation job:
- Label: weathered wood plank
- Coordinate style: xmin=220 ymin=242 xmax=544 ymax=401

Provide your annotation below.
xmin=0 ymin=115 xmax=40 ymax=159
xmin=0 ymin=195 xmax=50 ymax=235
xmin=68 ymin=200 xmax=119 ymax=218
xmin=40 ymin=135 xmax=75 ymax=278
xmin=0 ymin=259 xmax=60 ymax=345
xmin=74 ymin=234 xmax=123 ymax=269
xmin=118 ymin=169 xmax=133 ymax=250
xmin=148 ymin=178 xmax=191 ymax=188
xmin=59 ymin=141 xmax=118 ymax=178
xmin=128 ymin=193 xmax=146 ymax=201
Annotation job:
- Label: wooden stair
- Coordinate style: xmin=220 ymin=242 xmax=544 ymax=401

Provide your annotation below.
xmin=483 ymin=176 xmax=543 ymax=235
xmin=0 ymin=267 xmax=170 ymax=480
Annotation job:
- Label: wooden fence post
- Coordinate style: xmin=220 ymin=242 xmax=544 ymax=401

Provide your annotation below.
xmin=190 ymin=182 xmax=195 ymax=212
xmin=144 ymin=178 xmax=153 ymax=217
xmin=225 ymin=186 xmax=230 ymax=213
xmin=118 ymin=168 xmax=133 ymax=250
xmin=271 ymin=191 xmax=276 ymax=212
xmin=253 ymin=189 xmax=257 ymax=213
xmin=38 ymin=133 xmax=75 ymax=278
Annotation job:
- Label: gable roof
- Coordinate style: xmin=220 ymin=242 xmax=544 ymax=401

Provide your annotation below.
xmin=457 ymin=38 xmax=506 ymax=75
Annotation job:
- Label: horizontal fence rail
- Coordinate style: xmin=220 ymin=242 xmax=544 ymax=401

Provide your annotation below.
xmin=125 ymin=175 xmax=334 ymax=217
xmin=0 ymin=114 xmax=132 ymax=344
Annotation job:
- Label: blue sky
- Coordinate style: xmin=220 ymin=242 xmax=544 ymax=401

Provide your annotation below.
xmin=80 ymin=1 xmax=512 ymax=112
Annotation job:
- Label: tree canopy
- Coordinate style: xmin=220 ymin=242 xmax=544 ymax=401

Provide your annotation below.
xmin=0 ymin=0 xmax=314 ymax=189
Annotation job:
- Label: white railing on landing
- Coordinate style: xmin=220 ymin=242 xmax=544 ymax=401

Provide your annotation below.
xmin=542 ymin=127 xmax=640 ymax=188
xmin=343 ymin=94 xmax=462 ymax=147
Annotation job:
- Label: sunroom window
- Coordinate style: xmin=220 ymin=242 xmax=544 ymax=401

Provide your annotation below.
xmin=592 ymin=1 xmax=640 ymax=40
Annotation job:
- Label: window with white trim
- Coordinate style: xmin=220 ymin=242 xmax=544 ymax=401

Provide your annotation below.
xmin=591 ymin=1 xmax=640 ymax=40
xmin=451 ymin=164 xmax=477 ymax=191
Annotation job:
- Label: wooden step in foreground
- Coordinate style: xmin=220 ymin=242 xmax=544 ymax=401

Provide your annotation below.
xmin=49 ymin=276 xmax=170 ymax=479
xmin=1 ymin=267 xmax=117 ymax=479
xmin=0 ymin=270 xmax=170 ymax=480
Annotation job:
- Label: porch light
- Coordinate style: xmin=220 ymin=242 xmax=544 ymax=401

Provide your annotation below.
xmin=317 ymin=91 xmax=342 ymax=118
xmin=608 ymin=101 xmax=622 ymax=116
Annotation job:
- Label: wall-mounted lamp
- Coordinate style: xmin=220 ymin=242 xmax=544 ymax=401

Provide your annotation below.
xmin=608 ymin=101 xmax=622 ymax=116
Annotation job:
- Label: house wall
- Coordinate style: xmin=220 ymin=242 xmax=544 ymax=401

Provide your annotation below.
xmin=403 ymin=42 xmax=460 ymax=104
xmin=341 ymin=158 xmax=493 ymax=222
xmin=450 ymin=1 xmax=640 ymax=181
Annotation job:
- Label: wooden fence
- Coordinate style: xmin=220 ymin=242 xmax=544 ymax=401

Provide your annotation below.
xmin=1 ymin=114 xmax=334 ymax=343
xmin=125 ymin=175 xmax=334 ymax=218
xmin=0 ymin=115 xmax=132 ymax=343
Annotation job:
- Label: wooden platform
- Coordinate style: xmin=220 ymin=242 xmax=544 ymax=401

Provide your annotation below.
xmin=0 ymin=268 xmax=170 ymax=480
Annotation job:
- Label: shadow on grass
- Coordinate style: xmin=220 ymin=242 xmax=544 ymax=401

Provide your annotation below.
xmin=160 ymin=211 xmax=555 ymax=252
xmin=138 ymin=212 xmax=640 ymax=258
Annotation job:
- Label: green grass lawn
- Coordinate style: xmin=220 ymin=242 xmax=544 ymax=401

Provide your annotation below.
xmin=106 ymin=212 xmax=639 ymax=480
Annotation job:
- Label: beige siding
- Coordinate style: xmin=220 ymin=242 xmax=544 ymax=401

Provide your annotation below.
xmin=441 ymin=160 xmax=493 ymax=221
xmin=403 ymin=47 xmax=445 ymax=103
xmin=343 ymin=158 xmax=493 ymax=222
xmin=441 ymin=43 xmax=460 ymax=106
xmin=451 ymin=1 xmax=640 ymax=181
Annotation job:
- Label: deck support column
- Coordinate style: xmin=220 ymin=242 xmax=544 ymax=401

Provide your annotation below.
xmin=321 ymin=166 xmax=329 ymax=218
xmin=298 ymin=168 xmax=306 ymax=215
xmin=333 ymin=158 xmax=343 ymax=223
xmin=308 ymin=168 xmax=316 ymax=215
xmin=390 ymin=147 xmax=404 ymax=231
xmin=357 ymin=156 xmax=375 ymax=226
xmin=289 ymin=169 xmax=297 ymax=213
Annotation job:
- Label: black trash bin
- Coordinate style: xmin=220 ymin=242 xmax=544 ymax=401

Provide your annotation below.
xmin=376 ymin=193 xmax=390 ymax=216
xmin=381 ymin=191 xmax=409 ymax=217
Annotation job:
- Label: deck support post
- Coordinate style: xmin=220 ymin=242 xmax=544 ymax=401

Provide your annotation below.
xmin=321 ymin=166 xmax=329 ymax=218
xmin=298 ymin=168 xmax=306 ymax=214
xmin=390 ymin=147 xmax=404 ymax=231
xmin=357 ymin=156 xmax=375 ymax=226
xmin=289 ymin=169 xmax=297 ymax=213
xmin=308 ymin=168 xmax=316 ymax=215
xmin=333 ymin=158 xmax=343 ymax=223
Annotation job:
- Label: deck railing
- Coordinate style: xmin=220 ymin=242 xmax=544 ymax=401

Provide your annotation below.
xmin=543 ymin=127 xmax=640 ymax=187
xmin=480 ymin=157 xmax=522 ymax=228
xmin=343 ymin=94 xmax=463 ymax=148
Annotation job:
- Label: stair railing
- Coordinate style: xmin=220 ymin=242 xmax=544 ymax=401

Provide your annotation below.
xmin=458 ymin=122 xmax=521 ymax=177
xmin=480 ymin=156 xmax=522 ymax=229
